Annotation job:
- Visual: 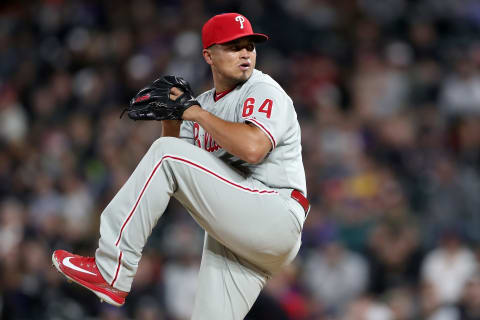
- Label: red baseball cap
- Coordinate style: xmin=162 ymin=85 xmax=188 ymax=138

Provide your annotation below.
xmin=202 ymin=13 xmax=269 ymax=49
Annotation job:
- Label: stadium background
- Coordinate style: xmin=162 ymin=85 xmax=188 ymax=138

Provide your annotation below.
xmin=1 ymin=0 xmax=480 ymax=319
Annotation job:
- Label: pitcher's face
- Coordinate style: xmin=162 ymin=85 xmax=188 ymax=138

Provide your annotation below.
xmin=204 ymin=37 xmax=257 ymax=87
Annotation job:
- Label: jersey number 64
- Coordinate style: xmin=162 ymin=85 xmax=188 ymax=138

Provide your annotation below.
xmin=242 ymin=98 xmax=273 ymax=118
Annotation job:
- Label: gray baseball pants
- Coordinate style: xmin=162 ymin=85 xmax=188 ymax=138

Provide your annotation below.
xmin=95 ymin=137 xmax=304 ymax=319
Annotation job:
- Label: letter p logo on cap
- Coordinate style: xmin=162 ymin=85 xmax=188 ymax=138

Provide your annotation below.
xmin=235 ymin=15 xmax=245 ymax=29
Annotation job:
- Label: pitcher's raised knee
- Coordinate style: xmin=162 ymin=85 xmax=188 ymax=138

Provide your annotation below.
xmin=150 ymin=137 xmax=187 ymax=154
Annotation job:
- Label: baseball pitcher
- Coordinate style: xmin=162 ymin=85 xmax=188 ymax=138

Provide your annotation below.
xmin=53 ymin=12 xmax=309 ymax=320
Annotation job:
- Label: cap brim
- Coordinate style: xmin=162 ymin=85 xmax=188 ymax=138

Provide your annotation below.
xmin=215 ymin=33 xmax=269 ymax=46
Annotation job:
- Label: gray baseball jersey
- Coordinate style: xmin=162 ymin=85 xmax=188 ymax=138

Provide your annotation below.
xmin=180 ymin=69 xmax=307 ymax=195
xmin=95 ymin=69 xmax=307 ymax=319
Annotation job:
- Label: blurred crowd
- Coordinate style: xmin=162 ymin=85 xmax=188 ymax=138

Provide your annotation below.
xmin=1 ymin=0 xmax=480 ymax=319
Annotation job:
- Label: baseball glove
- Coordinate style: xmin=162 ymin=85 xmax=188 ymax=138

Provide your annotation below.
xmin=121 ymin=76 xmax=199 ymax=121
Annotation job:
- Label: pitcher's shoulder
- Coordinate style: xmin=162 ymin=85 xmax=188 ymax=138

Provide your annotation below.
xmin=243 ymin=70 xmax=288 ymax=96
xmin=249 ymin=69 xmax=278 ymax=85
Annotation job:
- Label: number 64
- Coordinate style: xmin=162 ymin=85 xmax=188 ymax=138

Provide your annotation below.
xmin=242 ymin=98 xmax=273 ymax=118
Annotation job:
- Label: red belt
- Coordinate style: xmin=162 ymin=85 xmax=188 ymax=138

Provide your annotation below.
xmin=291 ymin=190 xmax=310 ymax=217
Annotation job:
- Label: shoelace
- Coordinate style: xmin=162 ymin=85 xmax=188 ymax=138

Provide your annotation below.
xmin=79 ymin=256 xmax=97 ymax=270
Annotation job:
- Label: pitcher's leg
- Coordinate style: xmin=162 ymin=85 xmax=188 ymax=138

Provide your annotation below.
xmin=94 ymin=136 xmax=254 ymax=291
xmin=96 ymin=137 xmax=300 ymax=292
xmin=191 ymin=234 xmax=268 ymax=320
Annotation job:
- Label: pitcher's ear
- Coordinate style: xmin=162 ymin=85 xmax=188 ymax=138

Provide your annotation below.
xmin=203 ymin=48 xmax=213 ymax=65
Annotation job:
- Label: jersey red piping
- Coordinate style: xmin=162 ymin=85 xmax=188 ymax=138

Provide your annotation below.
xmin=246 ymin=118 xmax=276 ymax=148
xmin=112 ymin=155 xmax=279 ymax=276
